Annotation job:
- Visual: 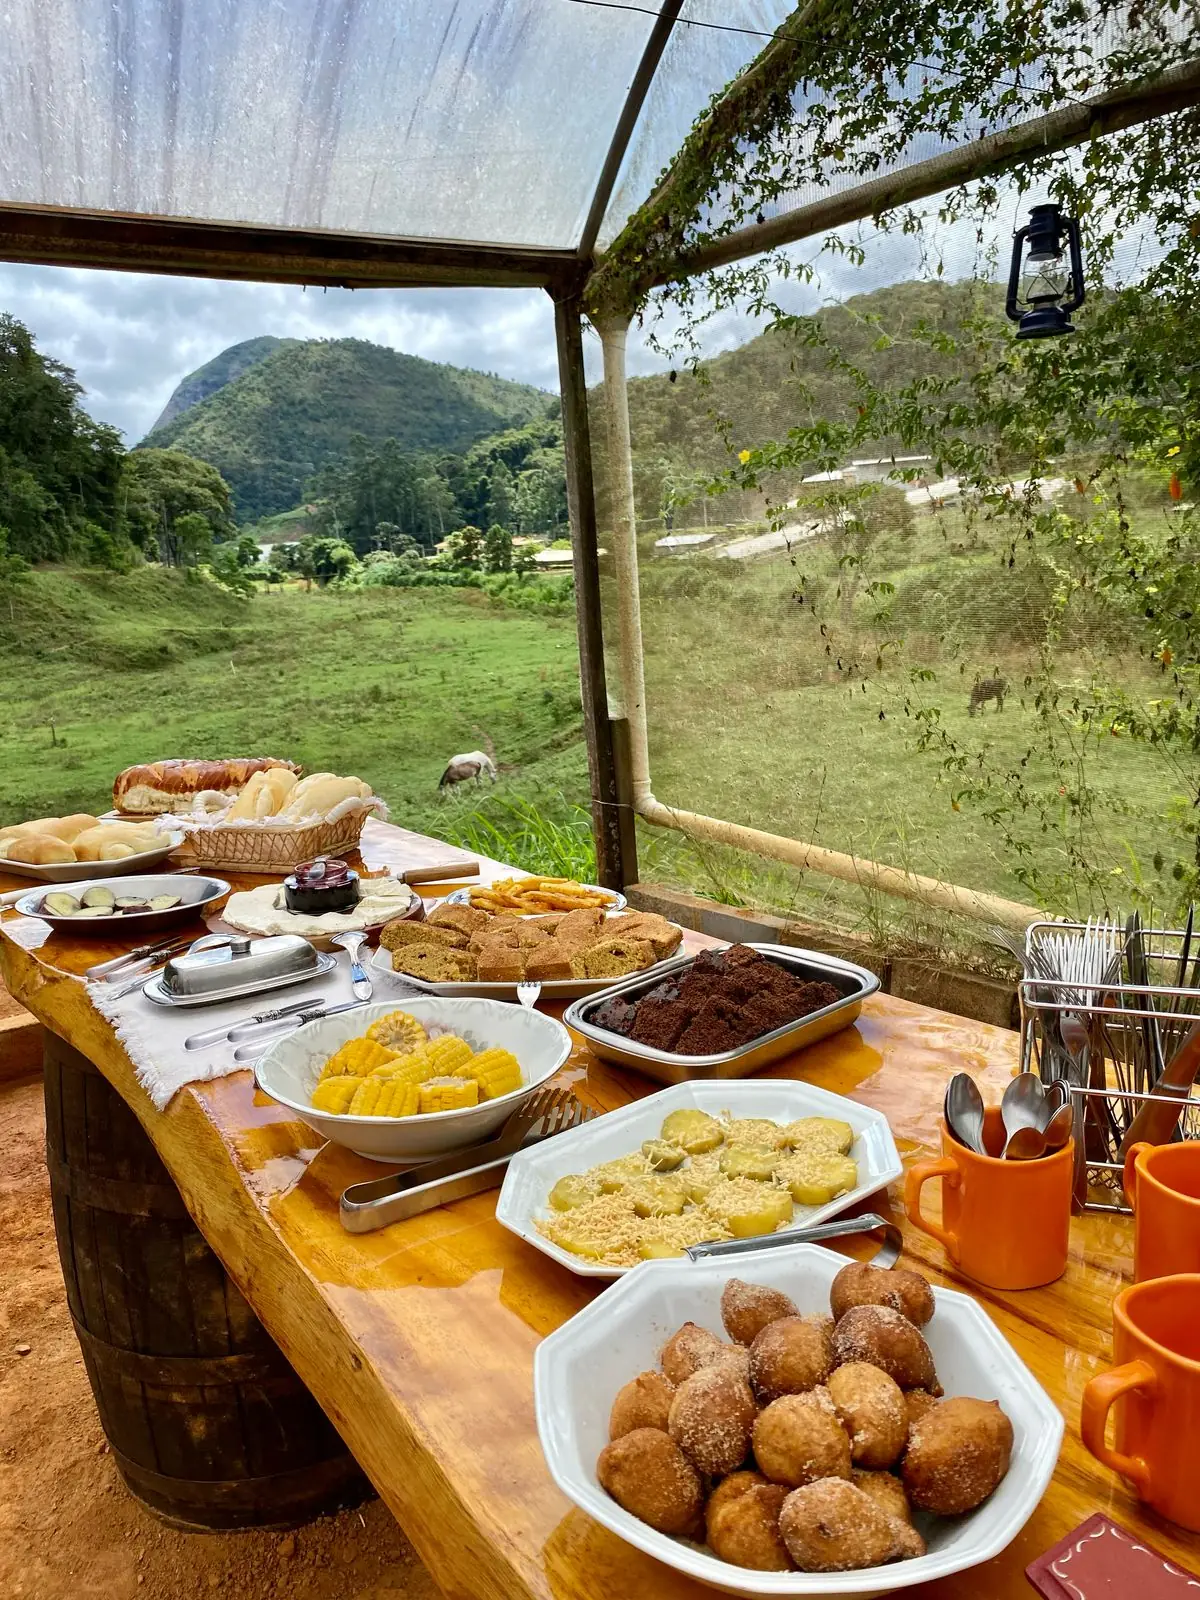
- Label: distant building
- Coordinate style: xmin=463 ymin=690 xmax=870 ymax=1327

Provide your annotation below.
xmin=534 ymin=548 xmax=576 ymax=567
xmin=801 ymin=456 xmax=933 ymax=488
xmin=654 ymin=533 xmax=715 ymax=556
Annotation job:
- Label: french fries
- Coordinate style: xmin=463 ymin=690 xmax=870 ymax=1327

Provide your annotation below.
xmin=467 ymin=875 xmax=615 ymax=915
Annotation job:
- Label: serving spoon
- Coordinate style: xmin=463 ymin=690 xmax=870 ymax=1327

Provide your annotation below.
xmin=945 ymin=1072 xmax=986 ymax=1155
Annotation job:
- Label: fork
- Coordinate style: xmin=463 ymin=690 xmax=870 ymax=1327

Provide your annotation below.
xmin=339 ymin=1086 xmax=593 ymax=1231
xmin=517 ymin=980 xmax=542 ymax=1010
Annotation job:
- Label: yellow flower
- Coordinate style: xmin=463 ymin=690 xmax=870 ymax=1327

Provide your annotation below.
xmin=1168 ymin=445 xmax=1181 ymax=457
xmin=738 ymin=449 xmax=752 ymax=464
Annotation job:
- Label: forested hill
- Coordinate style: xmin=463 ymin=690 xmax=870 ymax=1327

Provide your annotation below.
xmin=139 ymin=338 xmax=552 ymax=521
xmin=148 ymin=335 xmax=292 ymax=433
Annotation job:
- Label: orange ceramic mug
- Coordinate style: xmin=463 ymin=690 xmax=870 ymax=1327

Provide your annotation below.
xmin=903 ymin=1108 xmax=1073 ymax=1290
xmin=1123 ymin=1141 xmax=1200 ymax=1283
xmin=1081 ymin=1274 xmax=1200 ymax=1531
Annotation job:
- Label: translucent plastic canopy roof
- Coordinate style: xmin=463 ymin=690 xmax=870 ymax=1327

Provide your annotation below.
xmin=0 ymin=0 xmax=790 ymax=257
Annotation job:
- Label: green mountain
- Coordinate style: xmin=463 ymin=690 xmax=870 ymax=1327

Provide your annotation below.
xmin=589 ymin=279 xmax=984 ymax=524
xmin=140 ymin=338 xmax=552 ymax=521
xmin=148 ymin=335 xmax=292 ymax=433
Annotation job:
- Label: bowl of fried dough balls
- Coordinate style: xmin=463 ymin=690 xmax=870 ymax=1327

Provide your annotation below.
xmin=534 ymin=1244 xmax=1063 ymax=1597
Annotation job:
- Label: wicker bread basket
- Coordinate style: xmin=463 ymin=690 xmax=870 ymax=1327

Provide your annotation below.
xmin=172 ymin=800 xmax=381 ymax=873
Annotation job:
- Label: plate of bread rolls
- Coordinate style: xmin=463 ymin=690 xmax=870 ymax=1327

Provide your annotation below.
xmin=0 ymin=814 xmax=182 ymax=880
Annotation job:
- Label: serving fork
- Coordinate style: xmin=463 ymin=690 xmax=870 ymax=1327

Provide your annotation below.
xmin=339 ymin=1085 xmax=594 ymax=1232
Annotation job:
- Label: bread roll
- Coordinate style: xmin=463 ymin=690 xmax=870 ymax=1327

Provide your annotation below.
xmin=74 ymin=822 xmax=158 ymax=862
xmin=41 ymin=813 xmax=101 ymax=843
xmin=280 ymin=775 xmax=372 ymax=822
xmin=7 ymin=834 xmax=77 ymax=864
xmin=225 ymin=767 xmax=298 ymax=821
xmin=98 ymin=841 xmax=136 ymax=860
xmin=2 ymin=818 xmax=63 ymax=840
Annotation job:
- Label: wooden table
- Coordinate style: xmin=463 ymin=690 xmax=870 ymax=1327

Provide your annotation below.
xmin=1 ymin=820 xmax=1193 ymax=1597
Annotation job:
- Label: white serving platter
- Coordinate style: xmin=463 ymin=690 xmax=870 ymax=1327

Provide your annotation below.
xmin=253 ymin=996 xmax=572 ymax=1161
xmin=440 ymin=880 xmax=627 ymax=914
xmin=369 ymin=939 xmax=684 ymax=1001
xmin=534 ymin=1241 xmax=1064 ymax=1598
xmin=0 ymin=830 xmax=183 ymax=882
xmin=495 ymin=1078 xmax=903 ymax=1278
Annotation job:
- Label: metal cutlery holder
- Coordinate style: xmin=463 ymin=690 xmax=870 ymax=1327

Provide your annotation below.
xmin=1019 ymin=919 xmax=1200 ymax=1213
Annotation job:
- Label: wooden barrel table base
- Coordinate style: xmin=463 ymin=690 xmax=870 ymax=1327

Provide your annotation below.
xmin=43 ymin=1030 xmax=371 ymax=1532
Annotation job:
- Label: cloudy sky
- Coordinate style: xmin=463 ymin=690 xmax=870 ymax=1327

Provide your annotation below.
xmin=0 ymin=218 xmax=963 ymax=445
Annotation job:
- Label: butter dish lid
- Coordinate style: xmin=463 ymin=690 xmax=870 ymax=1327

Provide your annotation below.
xmin=164 ymin=933 xmax=319 ymax=996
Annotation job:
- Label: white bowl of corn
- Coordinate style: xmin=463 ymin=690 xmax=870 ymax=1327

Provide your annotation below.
xmin=254 ymin=997 xmax=572 ymax=1161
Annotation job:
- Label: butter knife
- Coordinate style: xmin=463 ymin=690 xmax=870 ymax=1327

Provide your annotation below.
xmin=230 ymin=1000 xmax=365 ymax=1060
xmin=184 ymin=996 xmax=325 ymax=1051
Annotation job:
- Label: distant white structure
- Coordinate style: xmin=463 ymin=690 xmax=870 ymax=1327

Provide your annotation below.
xmin=654 ymin=533 xmax=715 ymax=556
xmin=801 ymin=456 xmax=933 ymax=488
xmin=535 ymin=547 xmax=576 ymax=567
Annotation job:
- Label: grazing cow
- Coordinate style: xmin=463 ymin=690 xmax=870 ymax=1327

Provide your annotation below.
xmin=438 ymin=750 xmax=498 ymax=789
xmin=968 ymin=676 xmax=1007 ymax=716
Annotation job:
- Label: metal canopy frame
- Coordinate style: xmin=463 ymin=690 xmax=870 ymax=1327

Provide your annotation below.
xmin=0 ymin=4 xmax=1192 ymax=906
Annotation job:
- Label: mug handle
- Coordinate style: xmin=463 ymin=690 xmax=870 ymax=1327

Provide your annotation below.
xmin=903 ymin=1156 xmax=961 ymax=1260
xmin=1081 ymin=1360 xmax=1156 ymax=1495
xmin=1122 ymin=1143 xmax=1151 ymax=1211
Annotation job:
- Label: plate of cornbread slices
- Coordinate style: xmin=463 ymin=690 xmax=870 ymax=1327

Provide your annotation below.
xmin=370 ymin=900 xmax=687 ymax=1000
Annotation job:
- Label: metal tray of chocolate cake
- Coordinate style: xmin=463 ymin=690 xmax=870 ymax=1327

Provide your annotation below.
xmin=563 ymin=943 xmax=880 ymax=1083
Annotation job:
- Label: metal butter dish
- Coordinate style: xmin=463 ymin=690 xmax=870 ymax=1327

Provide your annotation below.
xmin=143 ymin=932 xmax=335 ymax=1008
xmin=563 ymin=943 xmax=879 ymax=1084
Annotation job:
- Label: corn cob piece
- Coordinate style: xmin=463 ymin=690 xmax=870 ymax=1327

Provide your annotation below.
xmin=318 ymin=1037 xmax=396 ymax=1081
xmin=372 ymin=1047 xmax=439 ymax=1087
xmin=453 ymin=1047 xmax=522 ymax=1100
xmin=348 ymin=1075 xmax=420 ymax=1117
xmin=421 ymin=1034 xmax=474 ymax=1076
xmin=418 ymin=1076 xmax=479 ymax=1113
xmin=310 ymin=1076 xmax=359 ymax=1115
xmin=366 ymin=1009 xmax=428 ymax=1054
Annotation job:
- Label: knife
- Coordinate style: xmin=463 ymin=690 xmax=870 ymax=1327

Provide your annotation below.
xmin=184 ymin=996 xmax=326 ymax=1051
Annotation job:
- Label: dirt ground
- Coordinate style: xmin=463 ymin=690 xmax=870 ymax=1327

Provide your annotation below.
xmin=0 ymin=1072 xmax=441 ymax=1600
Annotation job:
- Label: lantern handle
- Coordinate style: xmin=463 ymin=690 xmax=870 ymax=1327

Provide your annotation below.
xmin=1063 ymin=215 xmax=1086 ymax=314
xmin=1005 ymin=223 xmax=1031 ymax=325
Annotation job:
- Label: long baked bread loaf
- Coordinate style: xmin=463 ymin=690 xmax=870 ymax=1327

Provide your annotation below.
xmin=113 ymin=757 xmax=299 ymax=815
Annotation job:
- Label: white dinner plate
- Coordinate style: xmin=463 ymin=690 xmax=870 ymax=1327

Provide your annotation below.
xmin=495 ymin=1078 xmax=903 ymax=1278
xmin=440 ymin=880 xmax=627 ymax=914
xmin=535 ymin=1242 xmax=1063 ymax=1597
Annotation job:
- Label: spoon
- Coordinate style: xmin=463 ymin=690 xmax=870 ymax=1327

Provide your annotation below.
xmin=1001 ymin=1073 xmax=1046 ymax=1156
xmin=945 ymin=1072 xmax=987 ymax=1156
xmin=1004 ymin=1101 xmax=1075 ymax=1161
xmin=1041 ymin=1101 xmax=1074 ymax=1153
xmin=332 ymin=931 xmax=372 ymax=1002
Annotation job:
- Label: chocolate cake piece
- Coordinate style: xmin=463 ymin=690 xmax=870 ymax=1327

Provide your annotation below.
xmin=641 ymin=979 xmax=682 ymax=1005
xmin=675 ymin=998 xmax=742 ymax=1055
xmin=590 ymin=995 xmax=639 ymax=1037
xmin=790 ymin=979 xmax=842 ymax=1014
xmin=731 ymin=991 xmax=797 ymax=1042
xmin=630 ymin=997 xmax=691 ymax=1052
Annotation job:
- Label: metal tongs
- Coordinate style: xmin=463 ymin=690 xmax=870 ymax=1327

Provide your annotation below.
xmin=339 ymin=1086 xmax=595 ymax=1233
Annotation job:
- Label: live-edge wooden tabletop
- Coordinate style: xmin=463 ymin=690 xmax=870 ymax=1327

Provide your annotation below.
xmin=2 ymin=818 xmax=1194 ymax=1599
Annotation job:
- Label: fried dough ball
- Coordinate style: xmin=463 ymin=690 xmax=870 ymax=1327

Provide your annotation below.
xmin=660 ymin=1322 xmax=727 ymax=1386
xmin=708 ymin=1483 xmax=793 ymax=1572
xmin=827 ymin=1362 xmax=908 ymax=1470
xmin=705 ymin=1470 xmax=773 ymax=1537
xmin=902 ymin=1396 xmax=1014 ymax=1515
xmin=609 ymin=1371 xmax=674 ymax=1440
xmin=830 ymin=1261 xmax=935 ymax=1328
xmin=721 ymin=1279 xmax=799 ymax=1347
xmin=749 ymin=1314 xmax=834 ymax=1402
xmin=831 ymin=1304 xmax=939 ymax=1393
xmin=779 ymin=1478 xmax=926 ymax=1572
xmin=668 ymin=1364 xmax=757 ymax=1476
xmin=905 ymin=1388 xmax=938 ymax=1432
xmin=596 ymin=1428 xmax=704 ymax=1536
xmin=752 ymin=1390 xmax=851 ymax=1488
xmin=851 ymin=1468 xmax=913 ymax=1525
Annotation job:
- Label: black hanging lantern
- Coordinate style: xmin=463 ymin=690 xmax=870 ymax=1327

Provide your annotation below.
xmin=1005 ymin=203 xmax=1085 ymax=339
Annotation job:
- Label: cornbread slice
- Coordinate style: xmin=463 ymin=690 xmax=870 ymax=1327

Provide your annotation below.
xmin=514 ymin=922 xmax=552 ymax=951
xmin=524 ymin=944 xmax=575 ymax=982
xmin=381 ymin=918 xmax=465 ymax=952
xmin=555 ymin=907 xmax=607 ymax=949
xmin=469 ymin=925 xmax=520 ymax=953
xmin=427 ymin=902 xmax=490 ymax=936
xmin=388 ymin=945 xmax=476 ymax=982
xmin=605 ymin=913 xmax=683 ymax=960
xmin=477 ymin=947 xmax=524 ymax=982
xmin=571 ymin=937 xmax=655 ymax=979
